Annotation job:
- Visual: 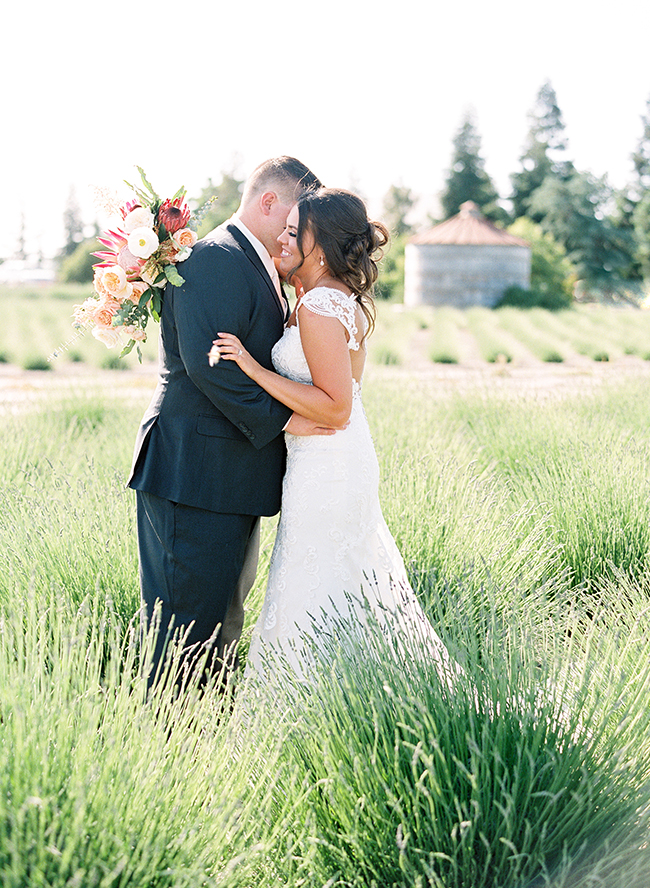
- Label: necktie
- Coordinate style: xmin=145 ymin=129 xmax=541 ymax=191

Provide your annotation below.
xmin=271 ymin=266 xmax=289 ymax=319
xmin=270 ymin=266 xmax=282 ymax=297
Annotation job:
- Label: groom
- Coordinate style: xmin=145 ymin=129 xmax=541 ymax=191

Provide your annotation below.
xmin=128 ymin=156 xmax=329 ymax=685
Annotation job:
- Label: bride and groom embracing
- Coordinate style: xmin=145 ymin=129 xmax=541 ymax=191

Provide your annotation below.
xmin=128 ymin=156 xmax=454 ymax=688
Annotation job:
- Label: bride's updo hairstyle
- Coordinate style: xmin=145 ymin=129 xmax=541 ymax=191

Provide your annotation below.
xmin=295 ymin=188 xmax=389 ymax=338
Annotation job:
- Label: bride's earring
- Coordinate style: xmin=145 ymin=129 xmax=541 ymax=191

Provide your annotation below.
xmin=319 ymin=257 xmax=325 ymax=267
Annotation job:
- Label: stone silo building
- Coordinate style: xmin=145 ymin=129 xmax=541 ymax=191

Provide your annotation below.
xmin=404 ymin=201 xmax=531 ymax=308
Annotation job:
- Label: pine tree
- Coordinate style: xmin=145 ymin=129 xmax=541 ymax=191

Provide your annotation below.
xmin=439 ymin=113 xmax=503 ymax=222
xmin=631 ymin=96 xmax=650 ymax=199
xmin=608 ymin=95 xmax=650 ymax=280
xmin=530 ymin=170 xmax=633 ymax=291
xmin=194 ymin=172 xmax=244 ymax=236
xmin=382 ymin=184 xmax=415 ymax=237
xmin=510 ymin=81 xmax=571 ymax=221
xmin=61 ymin=187 xmax=84 ymax=258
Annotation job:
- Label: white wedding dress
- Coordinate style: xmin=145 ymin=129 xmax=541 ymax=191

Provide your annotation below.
xmin=245 ymin=287 xmax=455 ymax=680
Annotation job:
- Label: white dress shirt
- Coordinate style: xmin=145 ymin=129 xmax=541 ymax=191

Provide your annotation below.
xmin=230 ymin=215 xmax=284 ymax=303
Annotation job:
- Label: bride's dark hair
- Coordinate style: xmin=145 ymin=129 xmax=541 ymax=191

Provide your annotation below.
xmin=293 ymin=188 xmax=389 ymax=338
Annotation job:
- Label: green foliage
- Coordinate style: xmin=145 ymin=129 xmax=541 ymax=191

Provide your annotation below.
xmin=510 ymin=80 xmax=570 ymax=221
xmin=440 ymin=112 xmax=505 ymax=223
xmin=59 ymin=186 xmax=84 ymax=259
xmin=382 ymin=183 xmax=415 ymax=237
xmin=193 ymin=171 xmax=244 ymax=237
xmin=272 ymin=585 xmax=650 ymax=887
xmin=57 ymin=236 xmax=97 ymax=284
xmin=633 ymin=188 xmax=650 ymax=279
xmin=531 ymin=170 xmax=635 ymax=288
xmin=376 ymin=232 xmax=407 ymax=299
xmin=497 ymin=285 xmax=572 ymax=311
xmin=507 ymin=216 xmax=575 ymax=303
xmin=2 ymin=372 xmax=650 ymax=885
xmin=22 ymin=355 xmax=52 ymax=371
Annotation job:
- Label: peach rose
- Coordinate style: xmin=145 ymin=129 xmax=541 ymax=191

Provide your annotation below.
xmin=102 ymin=266 xmax=128 ymax=296
xmin=93 ymin=268 xmax=109 ymax=297
xmin=124 ymin=325 xmax=147 ymax=341
xmin=93 ymin=305 xmax=119 ymax=329
xmin=172 ymin=228 xmax=197 ymax=249
xmin=130 ymin=280 xmax=150 ymax=304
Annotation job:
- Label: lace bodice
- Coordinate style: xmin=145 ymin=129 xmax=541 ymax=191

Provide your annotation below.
xmin=297 ymin=286 xmax=363 ymax=351
xmin=272 ymin=286 xmax=364 ymax=399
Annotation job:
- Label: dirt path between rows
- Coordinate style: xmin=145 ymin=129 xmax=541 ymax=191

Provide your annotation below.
xmin=2 ymin=354 xmax=650 ymax=416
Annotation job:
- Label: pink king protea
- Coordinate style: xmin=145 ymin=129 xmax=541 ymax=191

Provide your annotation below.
xmin=158 ymin=197 xmax=191 ymax=234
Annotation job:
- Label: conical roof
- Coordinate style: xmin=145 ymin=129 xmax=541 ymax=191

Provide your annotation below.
xmin=410 ymin=201 xmax=529 ymax=247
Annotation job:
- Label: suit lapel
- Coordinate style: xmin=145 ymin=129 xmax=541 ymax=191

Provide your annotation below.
xmin=226 ymin=223 xmax=286 ymax=321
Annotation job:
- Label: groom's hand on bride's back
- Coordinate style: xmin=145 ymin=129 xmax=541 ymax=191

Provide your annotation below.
xmin=285 ymin=413 xmax=347 ymax=436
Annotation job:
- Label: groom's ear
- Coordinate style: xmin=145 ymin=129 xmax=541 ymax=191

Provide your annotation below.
xmin=259 ymin=191 xmax=278 ymax=216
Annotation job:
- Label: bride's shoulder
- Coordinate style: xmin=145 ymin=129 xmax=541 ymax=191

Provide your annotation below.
xmin=299 ymin=287 xmax=361 ymax=349
xmin=300 ymin=286 xmax=356 ymax=314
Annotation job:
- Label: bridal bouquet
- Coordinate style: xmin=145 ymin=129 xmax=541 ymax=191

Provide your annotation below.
xmin=73 ymin=167 xmax=207 ymax=359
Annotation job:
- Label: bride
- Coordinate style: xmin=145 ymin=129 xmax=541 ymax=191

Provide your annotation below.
xmin=213 ymin=188 xmax=455 ymax=680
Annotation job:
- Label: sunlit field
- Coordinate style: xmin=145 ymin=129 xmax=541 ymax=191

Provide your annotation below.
xmin=1 ymin=286 xmax=650 ymax=886
xmin=3 ymin=283 xmax=650 ymax=371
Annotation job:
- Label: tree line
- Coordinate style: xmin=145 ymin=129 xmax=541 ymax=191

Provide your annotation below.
xmin=58 ymin=82 xmax=650 ymax=306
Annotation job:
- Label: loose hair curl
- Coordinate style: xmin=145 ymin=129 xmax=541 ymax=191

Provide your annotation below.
xmin=294 ymin=188 xmax=389 ymax=339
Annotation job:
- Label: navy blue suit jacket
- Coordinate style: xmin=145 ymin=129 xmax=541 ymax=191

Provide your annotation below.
xmin=128 ymin=223 xmax=292 ymax=516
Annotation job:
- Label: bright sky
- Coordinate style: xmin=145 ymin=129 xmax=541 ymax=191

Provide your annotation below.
xmin=3 ymin=0 xmax=650 ymax=259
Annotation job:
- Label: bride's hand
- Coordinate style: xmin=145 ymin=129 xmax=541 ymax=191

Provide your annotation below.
xmin=212 ymin=333 xmax=260 ymax=379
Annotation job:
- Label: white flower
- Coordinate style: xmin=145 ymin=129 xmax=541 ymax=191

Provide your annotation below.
xmin=128 ymin=227 xmax=159 ymax=259
xmin=207 ymin=344 xmax=221 ymax=366
xmin=92 ymin=325 xmax=123 ymax=348
xmin=123 ymin=207 xmax=155 ymax=233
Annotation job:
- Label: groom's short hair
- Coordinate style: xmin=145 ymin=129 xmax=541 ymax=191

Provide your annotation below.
xmin=243 ymin=156 xmax=321 ymax=206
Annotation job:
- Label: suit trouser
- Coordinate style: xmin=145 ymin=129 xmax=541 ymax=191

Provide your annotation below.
xmin=135 ymin=489 xmax=260 ymax=682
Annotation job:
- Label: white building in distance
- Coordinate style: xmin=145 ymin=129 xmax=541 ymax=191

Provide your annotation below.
xmin=404 ymin=201 xmax=531 ymax=308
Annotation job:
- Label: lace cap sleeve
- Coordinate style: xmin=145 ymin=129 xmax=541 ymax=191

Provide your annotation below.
xmin=299 ymin=287 xmax=362 ymax=351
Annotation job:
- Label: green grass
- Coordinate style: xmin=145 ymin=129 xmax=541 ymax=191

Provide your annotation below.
xmin=2 ymin=302 xmax=650 ymax=884
xmin=0 ymin=284 xmax=158 ymax=369
xmin=6 ymin=283 xmax=650 ymax=371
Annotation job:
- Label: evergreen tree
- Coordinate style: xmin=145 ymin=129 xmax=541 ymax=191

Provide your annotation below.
xmin=61 ymin=187 xmax=84 ymax=258
xmin=440 ymin=113 xmax=504 ymax=222
xmin=510 ymin=81 xmax=571 ymax=221
xmin=382 ymin=184 xmax=415 ymax=237
xmin=613 ymin=95 xmax=650 ymax=279
xmin=633 ymin=190 xmax=650 ymax=280
xmin=194 ymin=172 xmax=244 ymax=237
xmin=531 ymin=170 xmax=633 ymax=292
xmin=16 ymin=213 xmax=27 ymax=260
xmin=631 ymin=96 xmax=650 ymax=199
